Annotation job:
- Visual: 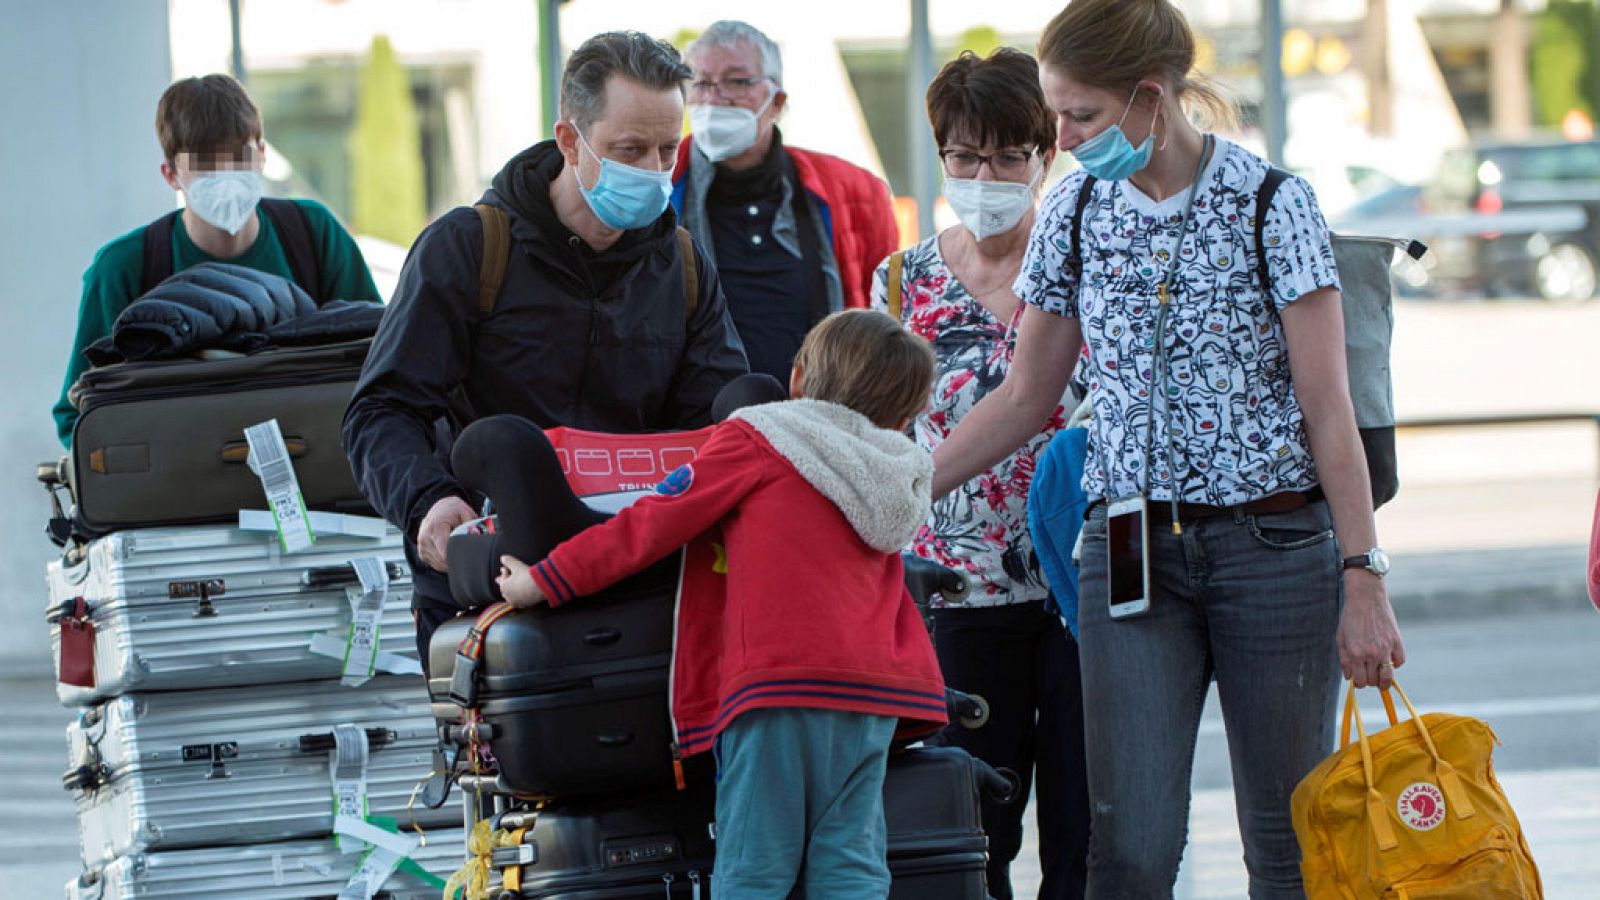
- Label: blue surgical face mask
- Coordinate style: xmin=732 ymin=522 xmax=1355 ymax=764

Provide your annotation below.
xmin=1070 ymin=89 xmax=1160 ymax=182
xmin=573 ymin=126 xmax=673 ymax=231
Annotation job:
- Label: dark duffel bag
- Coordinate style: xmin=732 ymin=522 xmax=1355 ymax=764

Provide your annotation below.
xmin=66 ymin=339 xmax=374 ymax=535
xmin=484 ymin=745 xmax=1010 ymax=899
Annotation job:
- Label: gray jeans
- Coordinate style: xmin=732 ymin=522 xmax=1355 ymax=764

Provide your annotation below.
xmin=1077 ymin=500 xmax=1342 ymax=900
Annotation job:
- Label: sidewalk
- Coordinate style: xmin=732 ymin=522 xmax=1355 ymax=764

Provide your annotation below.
xmin=1007 ymin=767 xmax=1600 ymax=898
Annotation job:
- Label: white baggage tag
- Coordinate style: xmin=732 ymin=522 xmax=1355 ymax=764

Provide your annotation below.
xmin=307 ymin=634 xmax=421 ymax=678
xmin=330 ymin=724 xmax=371 ymax=854
xmin=338 ymin=843 xmax=412 ymax=900
xmin=244 ymin=419 xmax=316 ymax=553
xmin=238 ymin=509 xmax=389 ymax=539
xmin=339 ymin=557 xmax=388 ymax=687
xmin=334 ymin=816 xmax=419 ymax=900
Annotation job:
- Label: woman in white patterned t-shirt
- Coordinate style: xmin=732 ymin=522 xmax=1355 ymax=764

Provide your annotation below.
xmin=871 ymin=48 xmax=1088 ymax=900
xmin=929 ymin=2 xmax=1406 ymax=897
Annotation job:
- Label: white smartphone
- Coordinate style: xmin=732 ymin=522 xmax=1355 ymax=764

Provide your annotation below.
xmin=1106 ymin=496 xmax=1152 ymax=619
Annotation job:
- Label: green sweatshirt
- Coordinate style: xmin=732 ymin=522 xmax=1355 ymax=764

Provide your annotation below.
xmin=53 ymin=198 xmax=382 ymax=446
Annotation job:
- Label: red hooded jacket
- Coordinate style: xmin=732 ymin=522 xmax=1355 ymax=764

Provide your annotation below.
xmin=529 ymin=399 xmax=947 ymax=756
xmin=673 ymin=137 xmax=900 ymax=310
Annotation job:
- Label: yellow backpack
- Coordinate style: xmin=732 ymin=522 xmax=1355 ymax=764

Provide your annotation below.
xmin=1291 ymin=681 xmax=1541 ymax=898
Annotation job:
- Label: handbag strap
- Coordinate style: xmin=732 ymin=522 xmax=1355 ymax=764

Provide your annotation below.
xmin=1344 ymin=679 xmax=1477 ymax=847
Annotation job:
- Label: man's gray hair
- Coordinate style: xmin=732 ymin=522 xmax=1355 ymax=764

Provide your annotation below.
xmin=560 ymin=31 xmax=691 ymax=131
xmin=686 ymin=20 xmax=783 ymax=89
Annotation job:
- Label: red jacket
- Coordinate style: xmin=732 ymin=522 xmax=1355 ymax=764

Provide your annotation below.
xmin=1589 ymin=487 xmax=1600 ymax=610
xmin=673 ymin=138 xmax=900 ymax=310
xmin=530 ymin=401 xmax=946 ymax=755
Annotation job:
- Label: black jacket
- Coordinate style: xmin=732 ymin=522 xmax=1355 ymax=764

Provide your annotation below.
xmin=343 ymin=141 xmax=748 ymax=609
xmin=84 ymin=262 xmax=383 ymax=365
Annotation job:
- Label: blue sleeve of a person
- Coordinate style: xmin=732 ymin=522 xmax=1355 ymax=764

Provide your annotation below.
xmin=1028 ymin=427 xmax=1090 ymax=639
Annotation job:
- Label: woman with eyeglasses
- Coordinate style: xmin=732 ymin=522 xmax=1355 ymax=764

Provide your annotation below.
xmin=872 ymin=47 xmax=1089 ymax=900
xmin=931 ymin=2 xmax=1406 ymax=897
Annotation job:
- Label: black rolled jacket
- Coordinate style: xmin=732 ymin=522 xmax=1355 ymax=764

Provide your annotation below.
xmin=342 ymin=140 xmax=749 ymax=611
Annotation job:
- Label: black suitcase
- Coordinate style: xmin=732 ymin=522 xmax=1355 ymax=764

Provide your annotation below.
xmin=491 ymin=745 xmax=997 ymax=899
xmin=427 ymin=551 xmax=974 ymax=799
xmin=427 ymin=557 xmax=683 ymax=797
xmin=66 ymin=339 xmax=374 ymax=534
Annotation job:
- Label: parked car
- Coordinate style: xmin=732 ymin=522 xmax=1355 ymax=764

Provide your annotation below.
xmin=1335 ymin=138 xmax=1600 ymax=303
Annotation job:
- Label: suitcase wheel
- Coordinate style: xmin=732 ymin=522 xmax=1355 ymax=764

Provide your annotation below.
xmin=946 ymin=689 xmax=989 ymax=730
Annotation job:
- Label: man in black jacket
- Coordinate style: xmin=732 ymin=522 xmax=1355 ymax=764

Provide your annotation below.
xmin=343 ymin=32 xmax=748 ymax=659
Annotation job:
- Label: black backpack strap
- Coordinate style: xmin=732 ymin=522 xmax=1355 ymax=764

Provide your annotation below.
xmin=1069 ymin=175 xmax=1098 ymax=283
xmin=1253 ymin=167 xmax=1291 ymax=295
xmin=139 ymin=211 xmax=183 ymax=296
xmin=260 ymin=197 xmax=322 ymax=302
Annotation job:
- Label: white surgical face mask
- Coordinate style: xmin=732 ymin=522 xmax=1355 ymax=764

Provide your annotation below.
xmin=944 ymin=166 xmax=1041 ymax=240
xmin=689 ymin=86 xmax=775 ymax=163
xmin=183 ymin=170 xmax=262 ymax=236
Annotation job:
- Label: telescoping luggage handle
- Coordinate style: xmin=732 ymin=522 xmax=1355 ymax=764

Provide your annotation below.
xmin=1342 ymin=679 xmax=1477 ymax=851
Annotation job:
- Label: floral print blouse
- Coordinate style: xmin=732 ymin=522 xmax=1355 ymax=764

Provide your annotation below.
xmin=872 ymin=234 xmax=1069 ymax=607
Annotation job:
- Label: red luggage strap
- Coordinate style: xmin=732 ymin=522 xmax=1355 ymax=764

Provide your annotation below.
xmin=446 ymin=601 xmax=517 ymax=710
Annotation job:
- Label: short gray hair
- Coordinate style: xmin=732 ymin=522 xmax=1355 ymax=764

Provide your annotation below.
xmin=686 ymin=20 xmax=783 ymax=89
xmin=560 ymin=31 xmax=691 ymax=131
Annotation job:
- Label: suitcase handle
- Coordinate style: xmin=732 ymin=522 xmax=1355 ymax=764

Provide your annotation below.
xmin=298 ymin=727 xmax=396 ymax=754
xmin=218 ymin=436 xmax=309 ymax=464
xmin=62 ymin=763 xmax=106 ymax=793
xmin=583 ymin=626 xmax=622 ymax=646
xmin=595 ymin=729 xmax=635 ymax=748
xmin=975 ymin=760 xmax=1022 ymax=806
xmin=302 ymin=562 xmax=408 ymax=588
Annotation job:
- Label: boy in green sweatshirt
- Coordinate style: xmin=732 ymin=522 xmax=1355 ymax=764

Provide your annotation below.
xmin=54 ymin=73 xmax=381 ymax=446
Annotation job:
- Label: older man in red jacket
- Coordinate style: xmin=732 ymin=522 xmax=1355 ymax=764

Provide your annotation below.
xmin=671 ymin=19 xmax=900 ymax=386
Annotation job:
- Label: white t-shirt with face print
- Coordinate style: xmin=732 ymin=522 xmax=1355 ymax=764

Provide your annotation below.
xmin=1016 ymin=138 xmax=1341 ymax=506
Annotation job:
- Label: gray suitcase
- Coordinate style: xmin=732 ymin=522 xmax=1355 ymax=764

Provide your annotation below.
xmin=66 ymin=677 xmax=458 ymax=865
xmin=66 ymin=828 xmax=465 ymax=900
xmin=47 ymin=524 xmax=419 ymax=706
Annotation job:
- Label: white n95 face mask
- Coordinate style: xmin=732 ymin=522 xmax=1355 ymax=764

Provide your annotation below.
xmin=183 ymin=170 xmax=262 ymax=236
xmin=690 ymin=89 xmax=775 ymax=163
xmin=943 ymin=170 xmax=1039 ymax=241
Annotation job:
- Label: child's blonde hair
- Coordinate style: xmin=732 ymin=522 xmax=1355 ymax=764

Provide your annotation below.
xmin=793 ymin=309 xmax=934 ymax=429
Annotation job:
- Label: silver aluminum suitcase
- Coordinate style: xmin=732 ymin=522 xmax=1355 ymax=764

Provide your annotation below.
xmin=66 ymin=677 xmax=459 ymax=865
xmin=47 ymin=523 xmax=419 ymax=706
xmin=66 ymin=828 xmax=465 ymax=900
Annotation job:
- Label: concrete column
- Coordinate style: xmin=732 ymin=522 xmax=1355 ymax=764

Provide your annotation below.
xmin=1489 ymin=0 xmax=1532 ymax=140
xmin=1364 ymin=0 xmax=1393 ymax=136
xmin=907 ymin=0 xmax=937 ymax=240
xmin=0 ymin=1 xmax=173 ymax=671
xmin=1261 ymin=0 xmax=1287 ymax=166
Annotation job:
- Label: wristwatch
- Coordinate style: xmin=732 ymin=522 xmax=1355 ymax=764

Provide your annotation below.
xmin=1342 ymin=547 xmax=1391 ymax=578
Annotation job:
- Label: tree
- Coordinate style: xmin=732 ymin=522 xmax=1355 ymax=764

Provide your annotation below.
xmin=348 ymin=35 xmax=426 ymax=246
xmin=951 ymin=26 xmax=1002 ymax=61
xmin=1531 ymin=0 xmax=1600 ymax=129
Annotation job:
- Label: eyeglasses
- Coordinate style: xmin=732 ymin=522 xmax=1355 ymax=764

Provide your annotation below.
xmin=688 ymin=76 xmax=772 ymax=101
xmin=940 ymin=148 xmax=1034 ymax=179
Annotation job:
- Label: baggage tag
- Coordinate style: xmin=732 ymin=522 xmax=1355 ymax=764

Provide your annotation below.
xmin=57 ymin=597 xmax=97 ymax=689
xmin=338 ymin=847 xmax=405 ymax=900
xmin=334 ymin=816 xmax=420 ymax=900
xmin=330 ymin=724 xmax=371 ymax=854
xmin=244 ymin=419 xmax=316 ymax=554
xmin=340 ymin=557 xmax=388 ymax=687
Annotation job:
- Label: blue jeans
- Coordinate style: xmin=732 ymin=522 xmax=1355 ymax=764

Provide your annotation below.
xmin=713 ymin=707 xmax=897 ymax=899
xmin=1076 ymin=500 xmax=1342 ymax=900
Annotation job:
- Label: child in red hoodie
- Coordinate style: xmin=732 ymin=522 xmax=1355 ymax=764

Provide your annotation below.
xmin=498 ymin=309 xmax=947 ymax=898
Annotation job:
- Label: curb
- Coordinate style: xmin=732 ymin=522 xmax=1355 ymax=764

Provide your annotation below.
xmin=1388 ymin=543 xmax=1591 ymax=622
